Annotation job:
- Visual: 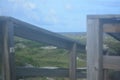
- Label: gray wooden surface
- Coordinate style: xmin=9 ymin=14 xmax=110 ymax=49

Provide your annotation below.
xmin=2 ymin=21 xmax=11 ymax=80
xmin=7 ymin=21 xmax=16 ymax=80
xmin=0 ymin=16 xmax=85 ymax=52
xmin=16 ymin=67 xmax=86 ymax=78
xmin=69 ymin=43 xmax=77 ymax=80
xmin=0 ymin=22 xmax=3 ymax=80
xmin=103 ymin=56 xmax=120 ymax=70
xmin=87 ymin=18 xmax=103 ymax=80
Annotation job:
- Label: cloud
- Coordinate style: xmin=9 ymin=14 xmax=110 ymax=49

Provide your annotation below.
xmin=0 ymin=0 xmax=57 ymax=27
xmin=45 ymin=15 xmax=58 ymax=24
xmin=49 ymin=8 xmax=56 ymax=15
xmin=65 ymin=3 xmax=72 ymax=10
xmin=44 ymin=8 xmax=59 ymax=24
xmin=8 ymin=0 xmax=36 ymax=10
xmin=6 ymin=0 xmax=38 ymax=18
xmin=24 ymin=2 xmax=36 ymax=10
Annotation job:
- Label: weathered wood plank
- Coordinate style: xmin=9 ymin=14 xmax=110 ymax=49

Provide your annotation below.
xmin=0 ymin=16 xmax=85 ymax=52
xmin=0 ymin=22 xmax=4 ymax=79
xmin=1 ymin=21 xmax=16 ymax=80
xmin=7 ymin=21 xmax=16 ymax=80
xmin=13 ymin=24 xmax=85 ymax=52
xmin=69 ymin=43 xmax=77 ymax=80
xmin=10 ymin=17 xmax=85 ymax=51
xmin=16 ymin=67 xmax=86 ymax=78
xmin=87 ymin=18 xmax=104 ymax=80
xmin=2 ymin=21 xmax=11 ymax=80
xmin=103 ymin=56 xmax=120 ymax=70
xmin=103 ymin=24 xmax=120 ymax=32
xmin=103 ymin=69 xmax=109 ymax=80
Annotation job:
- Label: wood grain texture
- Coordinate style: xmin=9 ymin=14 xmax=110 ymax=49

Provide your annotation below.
xmin=87 ymin=18 xmax=104 ymax=80
xmin=103 ymin=24 xmax=120 ymax=32
xmin=69 ymin=43 xmax=77 ymax=80
xmin=16 ymin=67 xmax=86 ymax=78
xmin=2 ymin=21 xmax=11 ymax=80
xmin=7 ymin=21 xmax=16 ymax=80
xmin=103 ymin=56 xmax=120 ymax=70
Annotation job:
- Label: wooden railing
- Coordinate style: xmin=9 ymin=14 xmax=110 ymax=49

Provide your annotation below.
xmin=16 ymin=67 xmax=86 ymax=78
xmin=0 ymin=16 xmax=85 ymax=80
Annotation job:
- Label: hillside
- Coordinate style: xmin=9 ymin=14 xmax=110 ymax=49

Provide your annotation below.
xmin=60 ymin=32 xmax=86 ymax=45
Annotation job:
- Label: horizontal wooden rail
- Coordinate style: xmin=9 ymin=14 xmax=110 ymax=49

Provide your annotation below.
xmin=0 ymin=16 xmax=85 ymax=52
xmin=103 ymin=56 xmax=120 ymax=70
xmin=16 ymin=67 xmax=86 ymax=78
xmin=103 ymin=24 xmax=120 ymax=33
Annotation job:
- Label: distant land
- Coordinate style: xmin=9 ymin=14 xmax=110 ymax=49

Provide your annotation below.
xmin=59 ymin=32 xmax=86 ymax=36
xmin=59 ymin=32 xmax=111 ymax=38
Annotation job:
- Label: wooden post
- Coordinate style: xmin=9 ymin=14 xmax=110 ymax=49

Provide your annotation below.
xmin=104 ymin=69 xmax=109 ymax=80
xmin=0 ymin=22 xmax=4 ymax=80
xmin=1 ymin=21 xmax=11 ymax=80
xmin=1 ymin=21 xmax=16 ymax=80
xmin=8 ymin=21 xmax=16 ymax=80
xmin=87 ymin=18 xmax=103 ymax=80
xmin=69 ymin=43 xmax=77 ymax=80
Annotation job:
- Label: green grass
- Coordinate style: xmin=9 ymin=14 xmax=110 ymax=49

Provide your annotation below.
xmin=15 ymin=46 xmax=86 ymax=68
xmin=15 ymin=37 xmax=86 ymax=68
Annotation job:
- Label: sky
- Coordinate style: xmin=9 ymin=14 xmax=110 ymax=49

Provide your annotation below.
xmin=0 ymin=0 xmax=120 ymax=32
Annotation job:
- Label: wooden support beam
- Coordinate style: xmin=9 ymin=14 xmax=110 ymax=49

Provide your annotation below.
xmin=8 ymin=21 xmax=16 ymax=80
xmin=87 ymin=18 xmax=104 ymax=80
xmin=1 ymin=21 xmax=11 ymax=80
xmin=0 ymin=22 xmax=4 ymax=79
xmin=103 ymin=56 xmax=120 ymax=70
xmin=1 ymin=21 xmax=16 ymax=80
xmin=13 ymin=24 xmax=85 ymax=52
xmin=69 ymin=43 xmax=77 ymax=80
xmin=104 ymin=69 xmax=110 ymax=80
xmin=14 ymin=25 xmax=72 ymax=50
xmin=103 ymin=24 xmax=120 ymax=33
xmin=0 ymin=16 xmax=85 ymax=52
xmin=11 ymin=17 xmax=85 ymax=51
xmin=16 ymin=67 xmax=86 ymax=78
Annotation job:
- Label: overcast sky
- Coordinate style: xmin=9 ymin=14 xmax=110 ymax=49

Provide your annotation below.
xmin=0 ymin=0 xmax=120 ymax=32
